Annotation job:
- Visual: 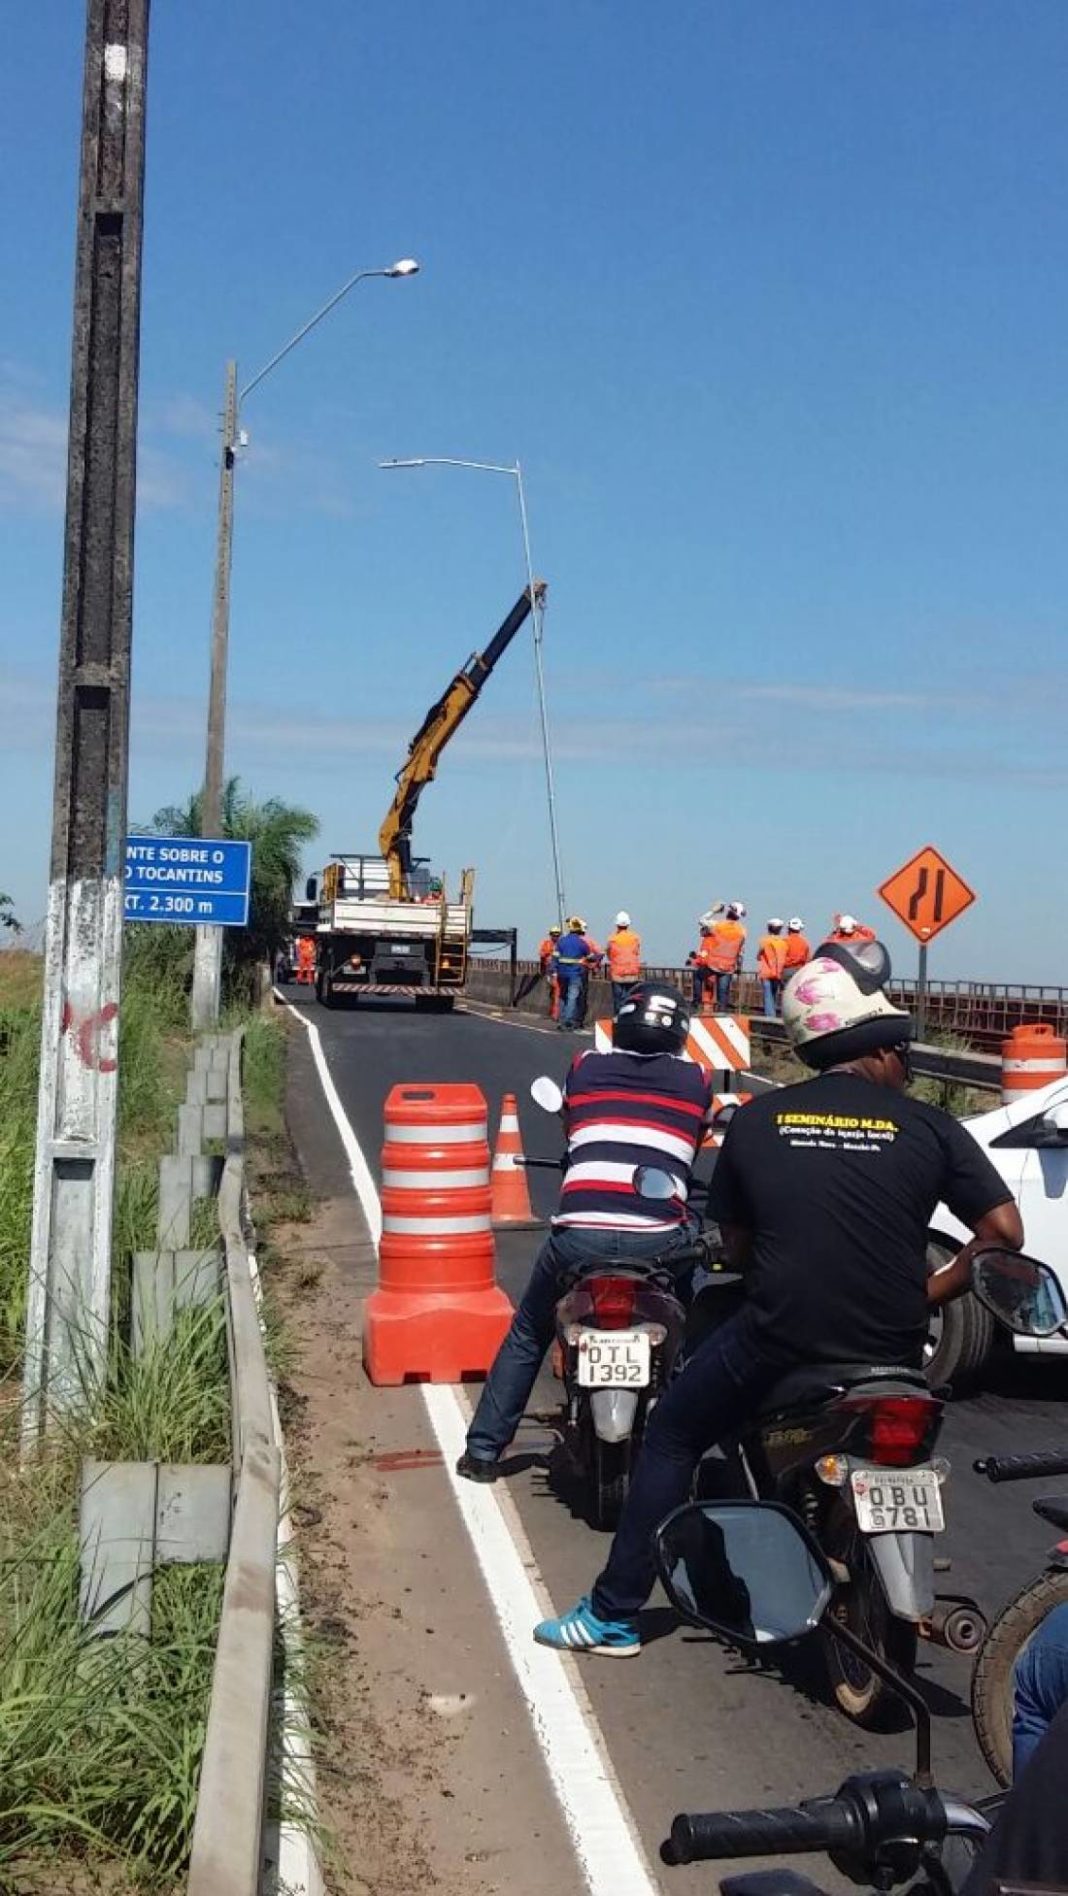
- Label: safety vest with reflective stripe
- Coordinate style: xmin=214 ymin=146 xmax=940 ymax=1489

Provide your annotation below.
xmin=757 ymin=935 xmax=789 ymax=980
xmin=606 ymin=929 xmax=642 ymax=979
xmin=703 ymin=921 xmax=746 ymax=974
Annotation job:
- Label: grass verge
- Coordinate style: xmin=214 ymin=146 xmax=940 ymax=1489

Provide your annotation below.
xmin=0 ymin=951 xmax=233 ymax=1890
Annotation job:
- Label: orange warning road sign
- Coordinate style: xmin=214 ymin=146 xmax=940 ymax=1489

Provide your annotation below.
xmin=878 ymin=845 xmax=976 ymax=944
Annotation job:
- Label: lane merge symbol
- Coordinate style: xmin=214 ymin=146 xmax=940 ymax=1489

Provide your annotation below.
xmin=879 ymin=845 xmax=976 ymax=944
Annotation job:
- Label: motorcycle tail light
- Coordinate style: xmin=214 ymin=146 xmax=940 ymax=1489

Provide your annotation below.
xmin=815 ymin=1454 xmax=849 ymax=1487
xmin=588 ymin=1276 xmax=638 ymax=1329
xmin=841 ymin=1394 xmax=941 ymax=1467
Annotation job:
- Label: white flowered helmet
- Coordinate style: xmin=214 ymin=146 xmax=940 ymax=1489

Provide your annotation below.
xmin=782 ymin=941 xmax=912 ymax=1070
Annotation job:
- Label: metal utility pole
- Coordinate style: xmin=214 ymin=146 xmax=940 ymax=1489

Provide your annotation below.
xmin=23 ymin=0 xmax=150 ymax=1446
xmin=189 ymin=261 xmax=419 ymax=1031
xmin=190 ymin=360 xmax=237 ymax=1032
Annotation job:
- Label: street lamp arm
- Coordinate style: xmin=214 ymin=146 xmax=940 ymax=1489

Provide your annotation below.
xmin=239 ymin=260 xmax=419 ymax=408
xmin=380 ymin=456 xmax=519 ymax=478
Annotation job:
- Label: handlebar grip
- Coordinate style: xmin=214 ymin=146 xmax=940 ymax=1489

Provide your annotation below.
xmin=975 ymin=1450 xmax=1068 ymax=1484
xmin=665 ymin=1801 xmax=857 ymax=1865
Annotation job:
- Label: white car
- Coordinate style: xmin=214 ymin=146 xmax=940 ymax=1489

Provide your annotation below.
xmin=927 ymin=1075 xmax=1068 ymax=1383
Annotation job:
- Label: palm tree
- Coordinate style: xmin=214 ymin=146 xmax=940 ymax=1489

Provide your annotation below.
xmin=135 ymin=779 xmax=318 ymax=1001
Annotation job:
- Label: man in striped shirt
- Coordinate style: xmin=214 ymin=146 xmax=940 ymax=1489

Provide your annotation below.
xmin=458 ymin=984 xmax=713 ymax=1481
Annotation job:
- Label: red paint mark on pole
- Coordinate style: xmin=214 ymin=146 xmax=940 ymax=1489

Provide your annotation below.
xmin=62 ymin=1000 xmax=119 ymax=1073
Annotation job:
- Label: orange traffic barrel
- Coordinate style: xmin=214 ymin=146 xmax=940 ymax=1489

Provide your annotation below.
xmin=364 ymin=1083 xmax=513 ymax=1385
xmin=1001 ymin=1023 xmax=1068 ymax=1106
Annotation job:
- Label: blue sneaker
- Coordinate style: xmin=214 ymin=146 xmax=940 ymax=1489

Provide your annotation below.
xmin=534 ymin=1594 xmax=640 ymax=1657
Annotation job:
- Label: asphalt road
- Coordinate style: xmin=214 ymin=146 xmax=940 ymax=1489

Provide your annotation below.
xmin=281 ymin=988 xmax=1068 ymax=1886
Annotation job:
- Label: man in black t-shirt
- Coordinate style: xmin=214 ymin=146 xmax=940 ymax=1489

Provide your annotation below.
xmin=535 ymin=940 xmax=1022 ymax=1658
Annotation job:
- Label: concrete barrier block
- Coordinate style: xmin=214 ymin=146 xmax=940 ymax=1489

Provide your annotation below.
xmin=79 ymin=1460 xmax=156 ymax=1636
xmin=158 ymin=1155 xmax=192 ymax=1248
xmin=192 ymin=1154 xmax=224 ymax=1202
xmin=177 ymin=1102 xmax=204 ymax=1157
xmin=186 ymin=1068 xmax=208 ymax=1106
xmin=156 ymin=1464 xmax=231 ymax=1563
xmin=205 ymin=1068 xmax=227 ymax=1103
xmin=203 ymin=1101 xmax=227 ymax=1141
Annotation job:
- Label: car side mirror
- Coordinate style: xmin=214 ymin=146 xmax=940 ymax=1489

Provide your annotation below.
xmin=971 ymin=1247 xmax=1068 ymax=1338
xmin=1041 ymin=1102 xmax=1068 ymax=1142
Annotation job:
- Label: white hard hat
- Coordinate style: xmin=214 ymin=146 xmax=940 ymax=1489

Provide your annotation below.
xmin=782 ymin=942 xmax=911 ymax=1071
xmin=837 ymin=914 xmax=858 ymax=934
xmin=767 ymin=917 xmax=784 ymax=931
xmin=727 ymin=901 xmax=747 ymax=919
xmin=788 ymin=916 xmax=805 ymax=931
xmin=615 ymin=910 xmax=631 ymax=928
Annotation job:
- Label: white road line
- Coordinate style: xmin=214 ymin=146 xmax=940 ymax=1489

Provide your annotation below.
xmin=275 ymin=991 xmax=382 ymax=1243
xmin=461 ymin=999 xmax=594 ymax=1041
xmin=279 ymin=986 xmax=659 ymax=1896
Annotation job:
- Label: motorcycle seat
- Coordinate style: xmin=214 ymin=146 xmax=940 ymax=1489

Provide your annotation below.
xmin=757 ymin=1361 xmax=930 ymax=1418
xmin=1034 ymin=1496 xmax=1068 ymax=1534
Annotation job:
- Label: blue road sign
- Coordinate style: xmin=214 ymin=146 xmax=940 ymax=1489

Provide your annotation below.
xmin=124 ymin=837 xmax=252 ymax=927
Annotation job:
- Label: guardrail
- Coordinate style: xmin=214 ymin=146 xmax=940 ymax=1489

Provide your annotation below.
xmin=464 ymin=962 xmax=1006 ymax=1096
xmin=187 ymin=1031 xmax=282 ymax=1896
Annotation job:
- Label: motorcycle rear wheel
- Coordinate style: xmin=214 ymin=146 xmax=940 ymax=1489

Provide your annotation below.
xmin=972 ymin=1568 xmax=1068 ymax=1788
xmin=823 ymin=1514 xmax=917 ymax=1730
xmin=592 ymin=1437 xmax=632 ymax=1532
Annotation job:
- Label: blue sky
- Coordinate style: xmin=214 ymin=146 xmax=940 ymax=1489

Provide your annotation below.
xmin=2 ymin=2 xmax=1067 ymax=980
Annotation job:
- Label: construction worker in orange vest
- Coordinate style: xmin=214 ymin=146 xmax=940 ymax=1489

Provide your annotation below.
xmin=782 ymin=917 xmax=811 ymax=982
xmin=538 ymin=924 xmax=563 ymax=1019
xmin=704 ymin=901 xmax=747 ymax=1011
xmin=757 ymin=918 xmax=789 ymax=1017
xmin=295 ymin=934 xmax=316 ymax=986
xmin=686 ymin=927 xmax=714 ymax=1010
xmin=825 ymin=913 xmax=877 ymax=948
xmin=606 ymin=910 xmax=642 ymax=1012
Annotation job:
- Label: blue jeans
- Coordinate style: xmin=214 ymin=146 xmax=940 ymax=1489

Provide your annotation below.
xmin=592 ymin=1308 xmax=782 ymax=1620
xmin=691 ymin=970 xmax=704 ymax=1009
xmin=466 ymin=1223 xmax=695 ymax=1463
xmin=612 ymin=980 xmax=637 ymax=1013
xmin=1013 ymin=1602 xmax=1068 ymax=1776
xmin=557 ymin=970 xmax=583 ymax=1026
xmin=762 ymin=977 xmax=781 ymax=1017
xmin=715 ymin=972 xmax=733 ymax=1011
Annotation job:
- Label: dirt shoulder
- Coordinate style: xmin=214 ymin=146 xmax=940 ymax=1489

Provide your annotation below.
xmin=253 ymin=1014 xmax=575 ymax=1896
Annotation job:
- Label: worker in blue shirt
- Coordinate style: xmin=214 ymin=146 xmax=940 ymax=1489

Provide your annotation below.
xmin=553 ymin=919 xmax=596 ymax=1030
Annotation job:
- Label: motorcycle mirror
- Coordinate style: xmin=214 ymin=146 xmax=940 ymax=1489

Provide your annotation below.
xmin=711 ymin=1101 xmax=739 ymax=1128
xmin=530 ymin=1075 xmax=564 ymax=1114
xmin=633 ymin=1166 xmax=678 ymax=1201
xmin=970 ymin=1247 xmax=1068 ymax=1338
xmin=654 ymin=1500 xmax=834 ymax=1648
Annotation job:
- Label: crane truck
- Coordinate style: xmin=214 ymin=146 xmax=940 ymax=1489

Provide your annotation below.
xmin=307 ymin=581 xmax=544 ymax=1008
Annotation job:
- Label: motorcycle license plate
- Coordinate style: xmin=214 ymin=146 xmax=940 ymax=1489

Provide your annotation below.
xmin=576 ymin=1329 xmax=651 ymax=1388
xmin=851 ymin=1467 xmax=944 ymax=1534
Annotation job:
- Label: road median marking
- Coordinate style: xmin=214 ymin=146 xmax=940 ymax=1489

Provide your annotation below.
xmin=280 ymin=987 xmax=660 ymax=1896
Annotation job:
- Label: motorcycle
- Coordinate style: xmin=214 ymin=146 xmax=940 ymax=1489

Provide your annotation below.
xmin=675 ymin=1234 xmax=1067 ymax=1730
xmin=522 ymin=1076 xmax=704 ymax=1529
xmin=654 ymin=1493 xmax=997 ymax=1895
xmin=970 ymin=1440 xmax=1068 ymax=1787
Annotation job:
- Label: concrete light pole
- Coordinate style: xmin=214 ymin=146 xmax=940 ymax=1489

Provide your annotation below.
xmin=24 ymin=0 xmax=150 ymax=1445
xmin=190 ymin=260 xmax=421 ymax=1030
xmin=379 ymin=456 xmax=567 ymax=927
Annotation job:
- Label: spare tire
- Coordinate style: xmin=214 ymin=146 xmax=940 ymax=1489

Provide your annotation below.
xmin=924 ymin=1237 xmax=995 ymax=1389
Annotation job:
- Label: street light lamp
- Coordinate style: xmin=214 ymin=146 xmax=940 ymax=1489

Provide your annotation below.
xmin=190 ymin=258 xmax=420 ymax=1029
xmin=379 ymin=455 xmax=567 ymax=927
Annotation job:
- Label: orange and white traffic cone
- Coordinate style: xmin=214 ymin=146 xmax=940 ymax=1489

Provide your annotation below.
xmin=491 ymin=1093 xmax=540 ymax=1228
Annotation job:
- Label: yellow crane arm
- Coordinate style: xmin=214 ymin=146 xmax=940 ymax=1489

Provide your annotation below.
xmin=379 ymin=581 xmax=546 ymax=898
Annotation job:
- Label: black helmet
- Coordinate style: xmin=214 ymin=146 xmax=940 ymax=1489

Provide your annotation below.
xmin=615 ymin=981 xmax=690 ymax=1055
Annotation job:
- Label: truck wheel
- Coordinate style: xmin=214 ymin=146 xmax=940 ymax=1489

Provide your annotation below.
xmin=316 ymin=968 xmax=334 ymax=1009
xmin=924 ymin=1238 xmax=995 ymax=1389
xmin=972 ymin=1570 xmax=1068 ymax=1786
